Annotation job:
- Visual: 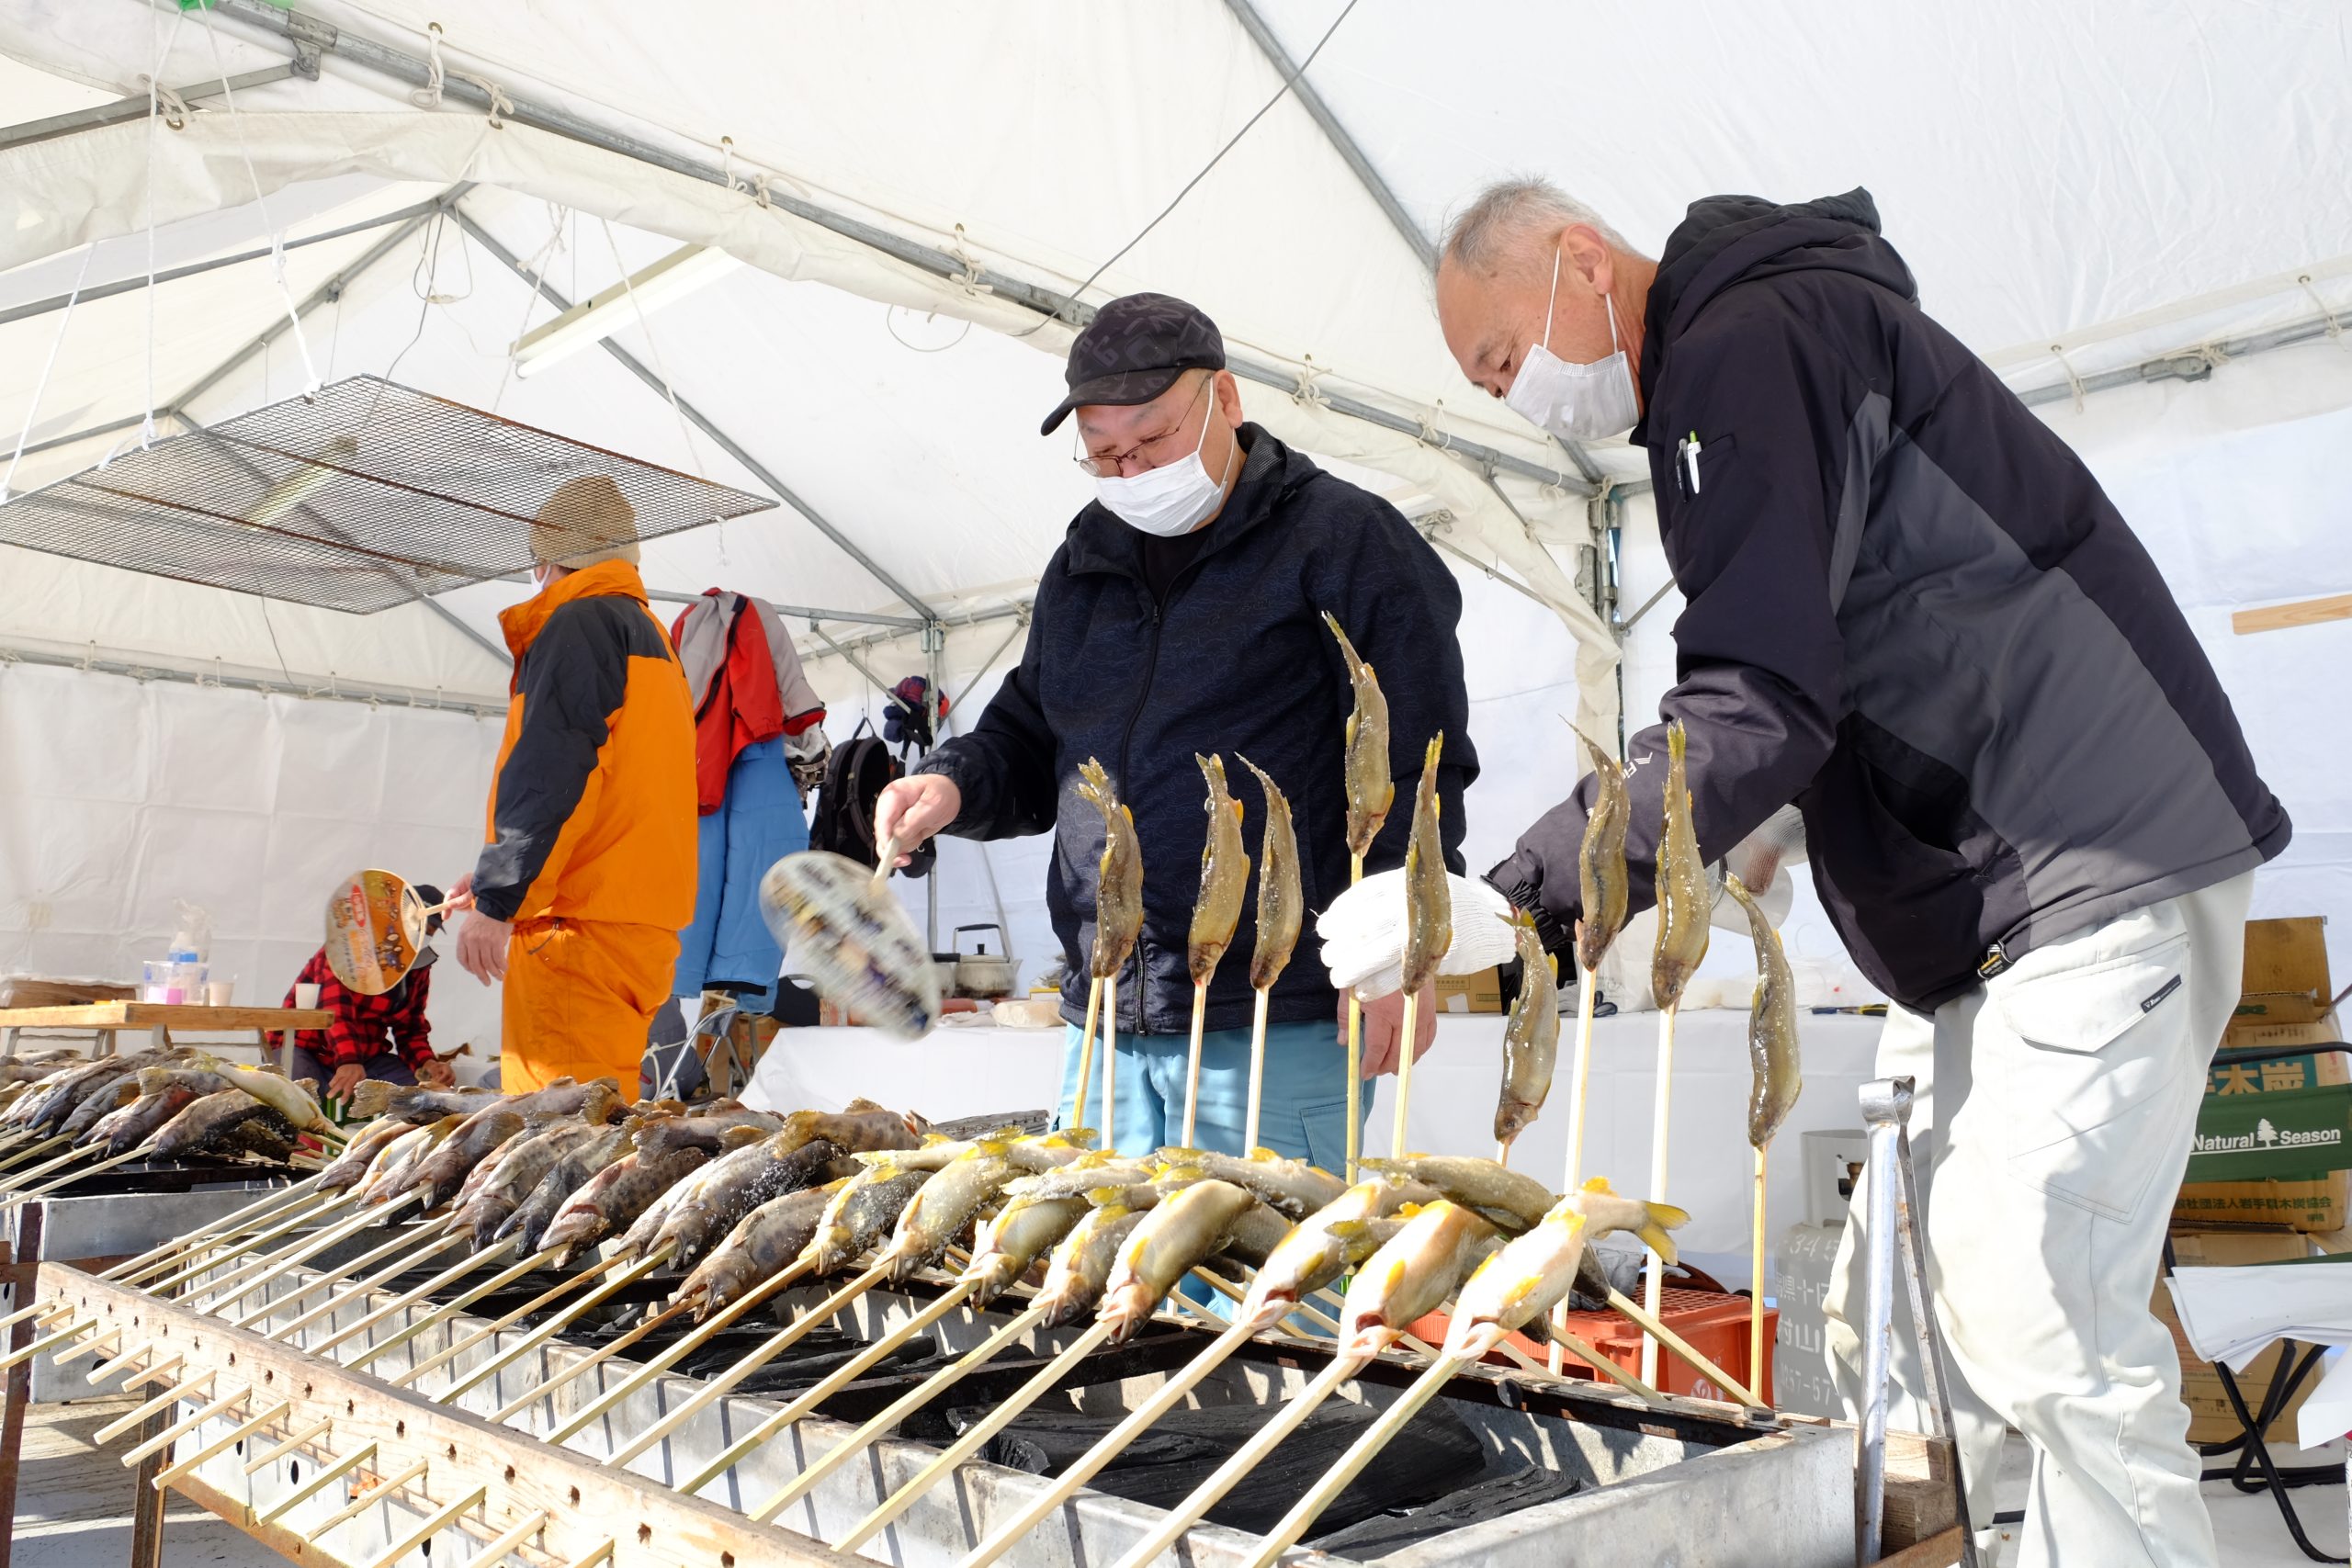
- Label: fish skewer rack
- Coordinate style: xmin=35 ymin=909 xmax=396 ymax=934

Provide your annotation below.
xmin=34 ymin=1223 xmax=1865 ymax=1568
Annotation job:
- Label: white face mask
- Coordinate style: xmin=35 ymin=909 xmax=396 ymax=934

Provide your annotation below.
xmin=1503 ymin=246 xmax=1640 ymax=443
xmin=1091 ymin=386 xmax=1237 ymax=538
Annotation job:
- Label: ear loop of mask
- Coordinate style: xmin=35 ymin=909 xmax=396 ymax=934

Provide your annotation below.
xmin=1540 ymin=243 xmax=1622 ymax=358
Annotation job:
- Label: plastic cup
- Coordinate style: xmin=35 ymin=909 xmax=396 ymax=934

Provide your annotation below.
xmin=293 ymin=982 xmax=322 ymax=1010
xmin=205 ymin=979 xmax=234 ymax=1007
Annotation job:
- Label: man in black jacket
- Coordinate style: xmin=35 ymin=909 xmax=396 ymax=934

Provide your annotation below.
xmin=876 ymin=292 xmax=1478 ymax=1169
xmin=1426 ymin=181 xmax=2287 ymax=1566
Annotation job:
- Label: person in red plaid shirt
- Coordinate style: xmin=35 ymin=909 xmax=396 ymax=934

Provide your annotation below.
xmin=278 ymin=886 xmax=458 ymax=1100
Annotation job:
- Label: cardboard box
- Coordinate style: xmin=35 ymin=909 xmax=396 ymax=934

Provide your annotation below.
xmin=1432 ymin=966 xmax=1502 ymax=1014
xmin=2208 ymin=1016 xmax=2348 ymax=1097
xmin=2177 ymin=1080 xmax=2352 ymax=1231
xmin=2234 ymin=915 xmax=2333 ymax=1026
xmin=2154 ymin=1231 xmax=2320 ymax=1443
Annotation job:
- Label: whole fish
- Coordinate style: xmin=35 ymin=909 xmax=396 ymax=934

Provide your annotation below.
xmin=1077 ymin=760 xmax=1145 ymax=981
xmin=641 ymin=1136 xmax=856 ymax=1270
xmin=631 ymin=1103 xmax=783 ymax=1159
xmin=0 ymin=1057 xmax=75 ymax=1087
xmin=1238 ymin=1179 xmax=1425 ymax=1329
xmin=1204 ymin=1200 xmax=1295 ymax=1273
xmin=89 ymin=1085 xmax=201 ymax=1157
xmin=59 ymin=1077 xmax=142 ymax=1143
xmin=135 ymin=1066 xmax=238 ymax=1100
xmin=345 ymin=1081 xmax=502 ymax=1124
xmin=1337 ymin=1199 xmax=1498 ymax=1363
xmin=1724 ymin=874 xmax=1804 ymax=1147
xmin=1238 ymin=757 xmax=1302 ymax=992
xmin=152 ymin=1089 xmax=299 ymax=1162
xmin=853 ymin=1127 xmax=1089 ymax=1178
xmin=673 ymin=1180 xmax=845 ymax=1320
xmin=1001 ymin=1152 xmax=1156 ymax=1205
xmin=403 ymin=1110 xmax=526 ymax=1211
xmin=1187 ymin=754 xmax=1250 ymax=986
xmin=1151 ymin=1146 xmax=1346 ymax=1220
xmin=1098 ymin=1179 xmax=1259 ymax=1341
xmin=1444 ymin=1201 xmax=1592 ymax=1361
xmin=1400 ymin=734 xmax=1452 ymax=996
xmin=804 ymin=1163 xmax=931 ymax=1276
xmin=1493 ymin=909 xmax=1560 ymax=1145
xmin=0 ymin=1063 xmax=80 ymax=1128
xmin=1571 ymin=724 xmax=1631 ymax=976
xmin=358 ymin=1115 xmax=464 ymax=1203
xmin=457 ymin=1122 xmax=598 ymax=1251
xmin=26 ymin=1056 xmax=155 ymax=1135
xmin=1033 ymin=1201 xmax=1147 ymax=1327
xmin=877 ymin=1144 xmax=1023 ymax=1283
xmin=1650 ymin=719 xmax=1710 ymax=1009
xmin=771 ymin=1102 xmax=926 ymax=1156
xmin=1362 ymin=1155 xmax=1553 ymax=1231
xmin=1559 ymin=1177 xmax=1690 ymax=1264
xmin=209 ymin=1063 xmax=331 ymax=1134
xmin=964 ymin=1193 xmax=1090 ymax=1306
xmin=495 ymin=1119 xmax=642 ymax=1251
xmin=320 ymin=1117 xmax=421 ymax=1193
xmin=605 ymin=1123 xmax=783 ymax=1258
xmin=447 ymin=1110 xmax=574 ymax=1213
xmin=540 ymin=1146 xmax=708 ymax=1264
xmin=1322 ymin=612 xmax=1395 ymax=859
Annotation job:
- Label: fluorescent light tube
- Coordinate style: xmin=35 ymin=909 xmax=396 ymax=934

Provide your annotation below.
xmin=511 ymin=243 xmax=740 ymax=378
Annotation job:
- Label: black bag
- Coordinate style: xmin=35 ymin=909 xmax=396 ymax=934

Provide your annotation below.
xmin=810 ymin=724 xmax=934 ymax=877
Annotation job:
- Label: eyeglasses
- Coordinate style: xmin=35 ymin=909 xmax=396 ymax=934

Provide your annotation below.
xmin=1072 ymin=374 xmax=1212 ymax=479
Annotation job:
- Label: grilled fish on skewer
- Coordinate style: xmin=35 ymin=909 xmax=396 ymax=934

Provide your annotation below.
xmin=455 ymin=1122 xmax=598 ymax=1250
xmin=966 ymin=1193 xmax=1091 ymax=1306
xmin=806 ymin=1163 xmax=930 ymax=1275
xmin=1151 ymin=1145 xmax=1348 ymax=1219
xmin=770 ymin=1101 xmax=926 ymax=1156
xmin=1338 ymin=1199 xmax=1499 ymax=1361
xmin=630 ymin=1102 xmax=783 ymax=1158
xmin=1362 ymin=1154 xmax=1555 ymax=1230
xmin=58 ymin=1078 xmax=141 ymax=1143
xmin=86 ymin=1086 xmax=202 ymax=1158
xmin=152 ymin=1089 xmax=300 ymax=1162
xmin=357 ymin=1115 xmax=463 ymax=1202
xmin=878 ymin=1143 xmax=1023 ymax=1283
xmin=1323 ymin=612 xmax=1396 ymax=856
xmin=1001 ymin=1152 xmax=1156 ymax=1203
xmin=403 ymin=1110 xmax=526 ymax=1210
xmin=1401 ymin=734 xmax=1452 ymax=996
xmin=632 ymin=1134 xmax=854 ymax=1269
xmin=1238 ymin=757 xmax=1302 ymax=990
xmin=1560 ymin=1176 xmax=1690 ymax=1262
xmin=347 ymin=1074 xmax=622 ymax=1125
xmin=1078 ymin=761 xmax=1146 ymax=980
xmin=1238 ymin=1180 xmax=1422 ymax=1328
xmin=1493 ymin=909 xmax=1560 ymax=1145
xmin=1445 ymin=1202 xmax=1591 ymax=1361
xmin=209 ymin=1063 xmax=333 ymax=1135
xmin=673 ymin=1180 xmax=847 ymax=1318
xmin=1724 ymin=873 xmax=1804 ymax=1146
xmin=317 ymin=1118 xmax=413 ymax=1191
xmin=1188 ymin=754 xmax=1250 ymax=984
xmin=540 ymin=1145 xmax=710 ymax=1264
xmin=1034 ymin=1199 xmax=1148 ymax=1326
xmin=1572 ymin=724 xmax=1632 ymax=975
xmin=1651 ymin=719 xmax=1710 ymax=1007
xmin=1098 ymin=1179 xmax=1259 ymax=1341
xmin=495 ymin=1119 xmax=642 ymax=1250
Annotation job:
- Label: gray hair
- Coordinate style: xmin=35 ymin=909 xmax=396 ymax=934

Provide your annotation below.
xmin=1440 ymin=177 xmax=1637 ymax=276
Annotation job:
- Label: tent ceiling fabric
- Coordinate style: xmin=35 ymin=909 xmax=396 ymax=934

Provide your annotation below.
xmin=1 ymin=0 xmax=2347 ymax=722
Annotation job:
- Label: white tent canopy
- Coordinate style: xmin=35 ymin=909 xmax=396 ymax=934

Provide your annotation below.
xmin=3 ymin=0 xmax=2348 ymax=1055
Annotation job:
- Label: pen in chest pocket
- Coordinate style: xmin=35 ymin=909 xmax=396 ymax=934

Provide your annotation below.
xmin=1682 ymin=431 xmax=1702 ymax=494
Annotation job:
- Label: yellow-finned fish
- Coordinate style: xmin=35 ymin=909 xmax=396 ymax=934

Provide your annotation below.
xmin=1238 ymin=757 xmax=1301 ymax=992
xmin=1724 ymin=873 xmax=1804 ymax=1147
xmin=1077 ymin=759 xmax=1145 ymax=981
xmin=1570 ymin=723 xmax=1631 ymax=976
xmin=1560 ymin=1176 xmax=1690 ymax=1263
xmin=1034 ymin=1201 xmax=1147 ymax=1326
xmin=1238 ymin=1179 xmax=1416 ymax=1329
xmin=1493 ymin=908 xmax=1560 ymax=1145
xmin=1323 ymin=612 xmax=1395 ymax=859
xmin=1444 ymin=1200 xmax=1591 ymax=1361
xmin=1097 ymin=1179 xmax=1258 ymax=1341
xmin=1337 ymin=1199 xmax=1498 ymax=1363
xmin=1150 ymin=1145 xmax=1347 ymax=1220
xmin=876 ymin=1143 xmax=1022 ymax=1282
xmin=1400 ymin=733 xmax=1452 ymax=995
xmin=1650 ymin=719 xmax=1710 ymax=1009
xmin=1362 ymin=1153 xmax=1555 ymax=1230
xmin=964 ymin=1192 xmax=1091 ymax=1307
xmin=1187 ymin=754 xmax=1250 ymax=985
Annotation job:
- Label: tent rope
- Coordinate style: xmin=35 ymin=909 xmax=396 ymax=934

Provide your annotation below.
xmin=0 ymin=242 xmax=95 ymax=505
xmin=135 ymin=76 xmax=193 ymax=130
xmin=1290 ymin=355 xmax=1329 ymax=411
xmin=410 ymin=22 xmax=514 ymax=127
xmin=720 ymin=137 xmax=743 ymax=195
xmin=2295 ymin=276 xmax=2333 ymax=343
xmin=139 ymin=7 xmax=190 ymax=452
xmin=595 ymin=217 xmax=720 ymax=556
xmin=1415 ymin=400 xmax=1451 ymax=452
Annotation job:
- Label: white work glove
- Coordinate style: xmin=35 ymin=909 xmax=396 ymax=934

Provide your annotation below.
xmin=1317 ymin=869 xmax=1520 ymax=1001
xmin=1709 ymin=804 xmax=1804 ymax=932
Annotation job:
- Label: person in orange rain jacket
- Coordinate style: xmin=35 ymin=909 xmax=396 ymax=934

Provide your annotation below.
xmin=445 ymin=474 xmax=696 ymax=1099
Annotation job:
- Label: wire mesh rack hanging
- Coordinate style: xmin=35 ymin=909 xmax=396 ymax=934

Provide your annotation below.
xmin=0 ymin=376 xmax=775 ymax=614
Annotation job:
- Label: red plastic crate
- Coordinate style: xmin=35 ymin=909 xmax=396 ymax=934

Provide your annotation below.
xmin=1408 ymin=1286 xmax=1775 ymax=1404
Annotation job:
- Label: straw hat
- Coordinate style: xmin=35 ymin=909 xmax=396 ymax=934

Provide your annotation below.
xmin=529 ymin=474 xmax=640 ymax=569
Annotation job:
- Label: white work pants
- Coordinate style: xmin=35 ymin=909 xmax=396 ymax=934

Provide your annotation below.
xmin=1824 ymin=873 xmax=2252 ymax=1567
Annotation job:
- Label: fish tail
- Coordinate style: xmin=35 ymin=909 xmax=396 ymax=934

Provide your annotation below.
xmin=1637 ymin=1202 xmax=1690 ymax=1265
xmin=346 ymin=1080 xmax=397 ymax=1119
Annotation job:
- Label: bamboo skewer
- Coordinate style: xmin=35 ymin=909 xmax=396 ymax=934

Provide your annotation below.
xmin=1070 ymin=976 xmax=1104 ymax=1137
xmin=748 ymin=1300 xmax=1052 ymax=1524
xmin=390 ymin=1252 xmax=632 ymax=1390
xmin=833 ymin=1317 xmax=1118 ymax=1554
xmin=50 ymin=1326 xmax=121 ymax=1367
xmin=167 ymin=1190 xmax=406 ymax=1304
xmin=477 ymin=1293 xmax=690 ymax=1422
xmin=0 ymin=1316 xmax=101 ymax=1372
xmin=128 ymin=1187 xmax=356 ymax=1293
xmin=1346 ymin=852 xmax=1365 ymax=1180
xmin=0 ymin=1139 xmax=110 ymax=1197
xmin=646 ymin=1277 xmax=977 ymax=1485
xmin=1242 ymin=987 xmax=1272 ymax=1156
xmin=1182 ymin=979 xmax=1209 ymax=1148
xmin=1103 ymin=1350 xmax=1367 ymax=1568
xmin=119 ymin=1384 xmax=249 ymax=1467
xmin=0 ymin=1139 xmax=159 ymax=1208
xmin=244 ymin=1415 xmax=333 ymax=1474
xmin=153 ymin=1399 xmax=292 ymax=1489
xmin=562 ymin=1540 xmax=616 ymax=1568
xmin=1603 ymin=1283 xmax=1760 ymax=1407
xmin=356 ymin=1485 xmax=485 ymax=1568
xmin=311 ymin=1237 xmax=514 ymax=1359
xmin=93 ymin=1369 xmax=216 ymax=1444
xmin=343 ymin=1243 xmax=565 ymax=1371
xmin=1751 ymin=1141 xmax=1770 ymax=1396
xmin=238 ymin=1224 xmax=467 ymax=1335
xmin=104 ymin=1174 xmax=328 ymax=1282
xmin=1550 ymin=965 xmax=1600 ymax=1375
xmin=537 ymin=1254 xmax=821 ymax=1443
xmin=1100 ymin=976 xmax=1119 ymax=1155
xmin=1389 ymin=988 xmax=1419 ymax=1156
xmin=1240 ymin=1355 xmax=1466 ymax=1568
xmin=92 ymin=1348 xmax=181 ymax=1393
xmin=451 ymin=1245 xmax=678 ymax=1409
xmin=311 ymin=1456 xmax=430 ymax=1535
xmin=0 ymin=1134 xmax=72 ymax=1176
xmin=0 ymin=1297 xmax=72 ymax=1335
xmin=1640 ymin=1000 xmax=1679 ymax=1386
xmin=458 ymin=1508 xmax=551 ymax=1568
xmin=253 ymin=1441 xmax=378 ymax=1526
xmin=957 ymin=1316 xmax=1258 ymax=1568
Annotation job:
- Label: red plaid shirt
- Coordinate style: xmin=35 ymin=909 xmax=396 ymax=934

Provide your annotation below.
xmin=279 ymin=950 xmax=435 ymax=1071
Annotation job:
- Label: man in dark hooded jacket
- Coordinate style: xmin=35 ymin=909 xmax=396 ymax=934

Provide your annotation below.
xmin=875 ymin=292 xmax=1478 ymax=1172
xmin=1409 ymin=180 xmax=2288 ymax=1567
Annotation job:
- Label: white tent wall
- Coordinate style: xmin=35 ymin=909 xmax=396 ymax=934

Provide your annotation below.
xmin=0 ymin=659 xmax=505 ymax=1053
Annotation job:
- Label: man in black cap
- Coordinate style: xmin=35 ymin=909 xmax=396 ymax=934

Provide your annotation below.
xmin=876 ymin=292 xmax=1476 ymax=1164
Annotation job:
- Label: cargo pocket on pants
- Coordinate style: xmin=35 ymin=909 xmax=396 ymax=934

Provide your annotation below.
xmin=1990 ymin=914 xmax=2194 ymax=1223
xmin=1295 ymin=1097 xmax=1353 ymax=1175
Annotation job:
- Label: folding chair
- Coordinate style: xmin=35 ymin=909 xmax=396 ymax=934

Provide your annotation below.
xmin=2168 ymin=1041 xmax=2352 ymax=1564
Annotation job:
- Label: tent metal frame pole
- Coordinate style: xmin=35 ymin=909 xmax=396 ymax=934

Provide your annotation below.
xmin=0 ymin=197 xmax=445 ymax=328
xmin=0 ymin=640 xmax=505 ymax=716
xmin=478 ymin=572 xmax=925 ymax=628
xmin=185 ymin=0 xmax=1591 ymax=496
xmin=0 ymin=66 xmax=296 ymax=155
xmin=2014 ymin=308 xmax=2351 ymax=408
xmin=446 ymin=203 xmax=941 ymax=625
xmin=798 ymin=598 xmax=1032 ymax=662
xmin=2 ymin=411 xmax=182 ymax=465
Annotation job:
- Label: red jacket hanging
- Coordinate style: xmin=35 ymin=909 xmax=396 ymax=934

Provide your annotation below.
xmin=672 ymin=590 xmax=827 ymax=814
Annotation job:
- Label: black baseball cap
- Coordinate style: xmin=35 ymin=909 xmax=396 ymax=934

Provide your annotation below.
xmin=1039 ymin=292 xmax=1226 ymax=435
